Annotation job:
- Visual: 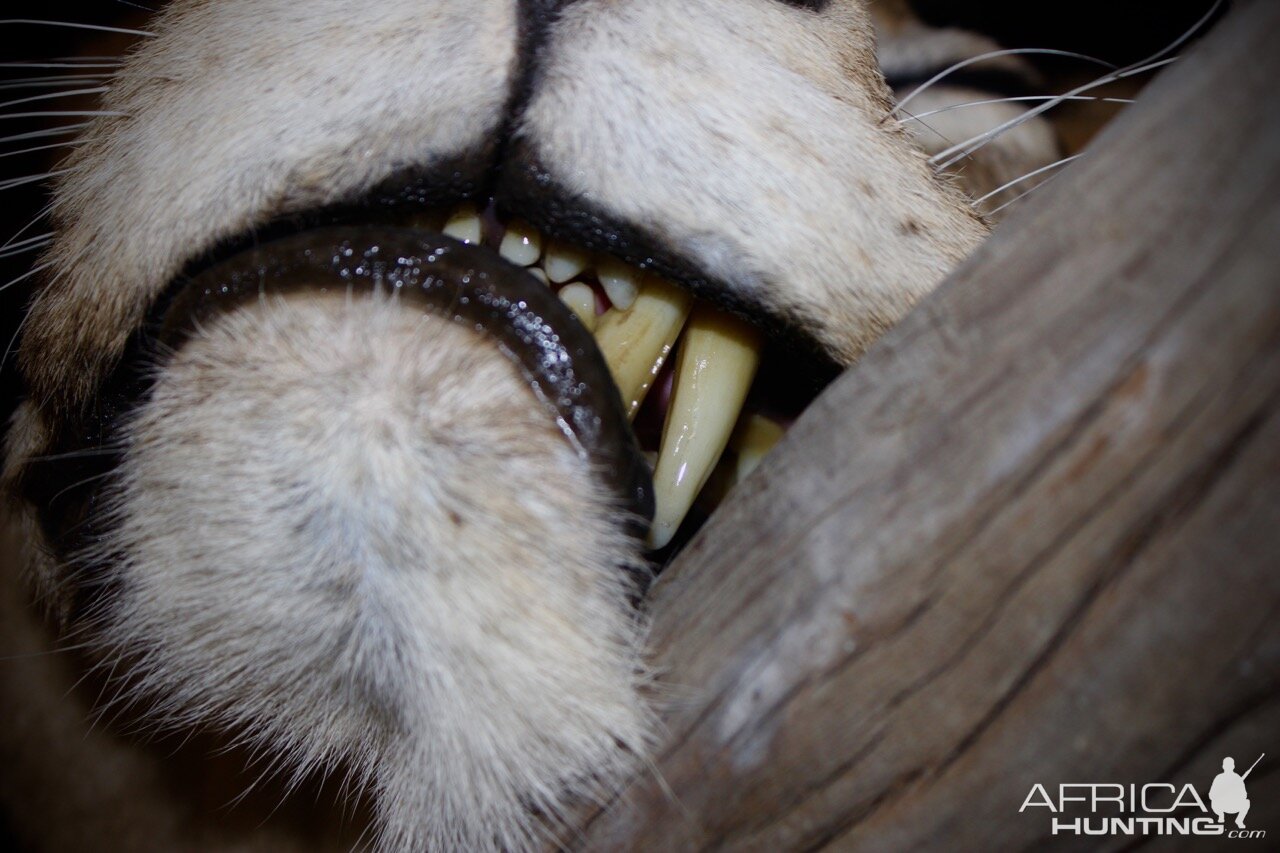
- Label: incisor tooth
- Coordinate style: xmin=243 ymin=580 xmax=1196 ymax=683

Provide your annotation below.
xmin=544 ymin=240 xmax=590 ymax=283
xmin=649 ymin=308 xmax=761 ymax=549
xmin=597 ymin=257 xmax=639 ymax=310
xmin=592 ymin=276 xmax=691 ymax=419
xmin=557 ymin=282 xmax=597 ymax=330
xmin=527 ymin=267 xmax=550 ymax=286
xmin=499 ymin=219 xmax=543 ymax=266
xmin=442 ymin=206 xmax=482 ymax=245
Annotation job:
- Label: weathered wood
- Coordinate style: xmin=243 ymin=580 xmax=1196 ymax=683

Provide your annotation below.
xmin=580 ymin=3 xmax=1280 ymax=849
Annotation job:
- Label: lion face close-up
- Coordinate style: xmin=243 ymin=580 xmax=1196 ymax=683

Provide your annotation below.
xmin=1 ymin=1 xmax=1276 ymax=851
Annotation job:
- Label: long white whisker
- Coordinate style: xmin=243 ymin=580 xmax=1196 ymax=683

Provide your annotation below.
xmin=0 ymin=110 xmax=128 ymax=120
xmin=931 ymin=56 xmax=1179 ymax=171
xmin=0 ymin=124 xmax=88 ymax=145
xmin=0 ymin=260 xmax=52 ymax=293
xmin=1 ymin=202 xmax=54 ymax=251
xmin=985 ymin=169 xmax=1069 ymax=218
xmin=0 ymin=76 xmax=113 ymax=92
xmin=0 ymin=61 xmax=122 ymax=70
xmin=0 ymin=233 xmax=52 ymax=258
xmin=889 ymin=48 xmax=1116 ymax=118
xmin=0 ymin=169 xmax=69 ymax=191
xmin=930 ymin=0 xmax=1223 ymax=172
xmin=0 ymin=19 xmax=154 ymax=38
xmin=971 ymin=153 xmax=1084 ymax=207
xmin=0 ymin=140 xmax=79 ymax=159
xmin=903 ymin=94 xmax=1136 ymax=123
xmin=0 ymin=87 xmax=110 ymax=112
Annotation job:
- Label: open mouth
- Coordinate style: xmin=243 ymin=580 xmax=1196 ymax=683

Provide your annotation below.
xmin=426 ymin=199 xmax=801 ymax=552
xmin=21 ymin=193 xmax=832 ymax=574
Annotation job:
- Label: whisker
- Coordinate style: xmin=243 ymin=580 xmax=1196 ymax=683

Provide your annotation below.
xmin=0 ymin=124 xmax=88 ymax=145
xmin=0 ymin=202 xmax=54 ymax=251
xmin=0 ymin=233 xmax=52 ymax=258
xmin=903 ymin=94 xmax=1136 ymax=123
xmin=0 ymin=76 xmax=114 ymax=92
xmin=0 ymin=140 xmax=79 ymax=159
xmin=930 ymin=0 xmax=1222 ymax=172
xmin=0 ymin=260 xmax=52 ymax=293
xmin=889 ymin=48 xmax=1117 ymax=118
xmin=0 ymin=168 xmax=69 ymax=191
xmin=985 ymin=169 xmax=1068 ymax=218
xmin=0 ymin=87 xmax=110 ymax=112
xmin=0 ymin=110 xmax=128 ymax=120
xmin=0 ymin=19 xmax=154 ymax=38
xmin=0 ymin=62 xmax=122 ymax=70
xmin=970 ymin=153 xmax=1084 ymax=207
xmin=930 ymin=56 xmax=1179 ymax=172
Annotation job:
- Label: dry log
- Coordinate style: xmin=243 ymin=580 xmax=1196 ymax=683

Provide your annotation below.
xmin=580 ymin=2 xmax=1280 ymax=849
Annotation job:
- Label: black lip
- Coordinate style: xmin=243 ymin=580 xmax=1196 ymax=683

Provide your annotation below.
xmin=18 ymin=227 xmax=655 ymax=577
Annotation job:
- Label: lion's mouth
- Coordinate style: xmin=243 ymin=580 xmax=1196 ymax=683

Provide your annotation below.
xmin=413 ymin=199 xmax=798 ymax=551
xmin=22 ymin=196 xmax=831 ymax=572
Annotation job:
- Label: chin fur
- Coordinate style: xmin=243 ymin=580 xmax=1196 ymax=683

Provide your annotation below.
xmin=79 ymin=292 xmax=653 ymax=851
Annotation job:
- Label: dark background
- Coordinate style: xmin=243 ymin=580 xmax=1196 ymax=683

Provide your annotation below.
xmin=0 ymin=0 xmax=1228 ymax=417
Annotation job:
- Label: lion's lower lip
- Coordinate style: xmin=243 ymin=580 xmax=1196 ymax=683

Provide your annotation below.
xmin=153 ymin=225 xmax=655 ymax=533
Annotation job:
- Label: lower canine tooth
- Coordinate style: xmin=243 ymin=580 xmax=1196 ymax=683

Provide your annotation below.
xmin=442 ymin=206 xmax=482 ymax=245
xmin=544 ymin=240 xmax=590 ymax=283
xmin=499 ymin=219 xmax=543 ymax=266
xmin=649 ymin=307 xmax=761 ymax=549
xmin=557 ymin=282 xmax=598 ymax=330
xmin=732 ymin=414 xmax=785 ymax=482
xmin=592 ymin=276 xmax=692 ymax=419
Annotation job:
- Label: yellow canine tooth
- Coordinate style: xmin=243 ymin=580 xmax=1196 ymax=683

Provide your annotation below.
xmin=592 ymin=276 xmax=692 ymax=419
xmin=499 ymin=219 xmax=543 ymax=266
xmin=557 ymin=282 xmax=598 ymax=331
xmin=597 ymin=256 xmax=639 ymax=310
xmin=732 ymin=413 xmax=785 ymax=482
xmin=544 ymin=240 xmax=590 ymax=283
xmin=648 ymin=307 xmax=761 ymax=549
xmin=442 ymin=206 xmax=482 ymax=245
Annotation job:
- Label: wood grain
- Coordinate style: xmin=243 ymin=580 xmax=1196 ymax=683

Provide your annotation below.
xmin=581 ymin=3 xmax=1280 ymax=849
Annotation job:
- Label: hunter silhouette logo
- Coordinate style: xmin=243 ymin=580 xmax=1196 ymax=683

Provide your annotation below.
xmin=1020 ymin=753 xmax=1266 ymax=839
xmin=1210 ymin=754 xmax=1262 ymax=829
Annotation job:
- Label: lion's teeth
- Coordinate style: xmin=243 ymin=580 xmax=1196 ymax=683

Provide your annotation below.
xmin=442 ymin=206 xmax=482 ymax=245
xmin=732 ymin=413 xmax=785 ymax=482
xmin=544 ymin=240 xmax=590 ymax=283
xmin=648 ymin=308 xmax=761 ymax=549
xmin=592 ymin=276 xmax=691 ymax=419
xmin=527 ymin=267 xmax=550 ymax=286
xmin=499 ymin=219 xmax=542 ymax=267
xmin=597 ymin=257 xmax=639 ymax=310
xmin=558 ymin=282 xmax=598 ymax=331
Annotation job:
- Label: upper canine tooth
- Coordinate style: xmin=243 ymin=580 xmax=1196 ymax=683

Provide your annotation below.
xmin=499 ymin=219 xmax=543 ymax=266
xmin=544 ymin=240 xmax=590 ymax=283
xmin=597 ymin=257 xmax=639 ymax=310
xmin=557 ymin=282 xmax=598 ymax=331
xmin=648 ymin=307 xmax=761 ymax=549
xmin=592 ymin=276 xmax=692 ymax=419
xmin=442 ymin=206 xmax=482 ymax=245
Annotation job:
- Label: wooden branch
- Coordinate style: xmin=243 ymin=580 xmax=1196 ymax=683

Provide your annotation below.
xmin=581 ymin=3 xmax=1280 ymax=848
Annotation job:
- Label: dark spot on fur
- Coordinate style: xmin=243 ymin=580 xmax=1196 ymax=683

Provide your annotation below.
xmin=448 ymin=510 xmax=464 ymax=527
xmin=900 ymin=219 xmax=922 ymax=236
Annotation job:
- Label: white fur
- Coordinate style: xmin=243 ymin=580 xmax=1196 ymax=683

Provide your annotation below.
xmin=92 ymin=292 xmax=651 ymax=851
xmin=0 ymin=1 xmax=1063 ymax=849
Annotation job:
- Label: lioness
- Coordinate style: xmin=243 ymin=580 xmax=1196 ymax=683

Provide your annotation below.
xmin=2 ymin=1 xmax=1157 ymax=849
